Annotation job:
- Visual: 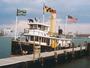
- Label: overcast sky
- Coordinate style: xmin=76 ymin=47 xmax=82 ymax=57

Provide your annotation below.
xmin=0 ymin=0 xmax=90 ymax=34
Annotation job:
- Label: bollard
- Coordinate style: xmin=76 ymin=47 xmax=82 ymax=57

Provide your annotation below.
xmin=39 ymin=57 xmax=44 ymax=66
xmin=87 ymin=43 xmax=90 ymax=56
xmin=64 ymin=51 xmax=68 ymax=60
xmin=54 ymin=52 xmax=58 ymax=62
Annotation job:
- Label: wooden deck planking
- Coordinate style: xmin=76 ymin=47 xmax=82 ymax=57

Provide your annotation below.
xmin=0 ymin=46 xmax=86 ymax=67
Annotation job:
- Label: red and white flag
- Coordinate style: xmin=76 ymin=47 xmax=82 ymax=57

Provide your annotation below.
xmin=67 ymin=15 xmax=78 ymax=23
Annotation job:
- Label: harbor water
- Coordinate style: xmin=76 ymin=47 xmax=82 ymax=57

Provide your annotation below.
xmin=52 ymin=57 xmax=90 ymax=68
xmin=0 ymin=37 xmax=11 ymax=59
xmin=0 ymin=37 xmax=90 ymax=68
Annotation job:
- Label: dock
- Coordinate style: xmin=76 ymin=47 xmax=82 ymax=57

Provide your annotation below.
xmin=0 ymin=46 xmax=86 ymax=67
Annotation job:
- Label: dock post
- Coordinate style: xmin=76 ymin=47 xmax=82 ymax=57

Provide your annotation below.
xmin=33 ymin=36 xmax=35 ymax=62
xmin=87 ymin=43 xmax=90 ymax=56
xmin=72 ymin=42 xmax=75 ymax=58
xmin=80 ymin=43 xmax=84 ymax=57
xmin=80 ymin=43 xmax=82 ymax=51
xmin=39 ymin=37 xmax=41 ymax=59
xmin=54 ymin=52 xmax=58 ymax=62
xmin=84 ymin=41 xmax=88 ymax=56
xmin=64 ymin=50 xmax=68 ymax=60
xmin=54 ymin=39 xmax=58 ymax=63
xmin=18 ymin=41 xmax=23 ymax=55
xmin=23 ymin=62 xmax=28 ymax=68
xmin=40 ymin=57 xmax=44 ymax=66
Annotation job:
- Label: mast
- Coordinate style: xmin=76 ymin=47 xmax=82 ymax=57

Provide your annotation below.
xmin=64 ymin=16 xmax=68 ymax=37
xmin=42 ymin=0 xmax=45 ymax=23
xmin=15 ymin=16 xmax=18 ymax=40
xmin=15 ymin=8 xmax=27 ymax=40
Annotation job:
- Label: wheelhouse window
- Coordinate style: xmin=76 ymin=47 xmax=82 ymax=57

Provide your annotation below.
xmin=30 ymin=24 xmax=33 ymax=29
xmin=33 ymin=24 xmax=37 ymax=29
xmin=42 ymin=26 xmax=45 ymax=31
xmin=30 ymin=24 xmax=37 ymax=29
xmin=38 ymin=25 xmax=41 ymax=30
xmin=29 ymin=24 xmax=48 ymax=31
xmin=45 ymin=27 xmax=48 ymax=31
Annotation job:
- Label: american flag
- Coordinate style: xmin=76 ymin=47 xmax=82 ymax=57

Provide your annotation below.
xmin=67 ymin=15 xmax=78 ymax=23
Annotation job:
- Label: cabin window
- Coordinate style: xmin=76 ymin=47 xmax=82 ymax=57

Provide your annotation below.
xmin=38 ymin=25 xmax=41 ymax=30
xmin=42 ymin=37 xmax=47 ymax=43
xmin=42 ymin=37 xmax=44 ymax=42
xmin=33 ymin=24 xmax=37 ymax=29
xmin=35 ymin=36 xmax=38 ymax=41
xmin=44 ymin=38 xmax=46 ymax=42
xmin=25 ymin=36 xmax=29 ymax=42
xmin=41 ymin=26 xmax=47 ymax=31
xmin=30 ymin=25 xmax=33 ymax=29
xmin=31 ymin=36 xmax=34 ymax=41
xmin=38 ymin=37 xmax=41 ymax=42
xmin=46 ymin=38 xmax=50 ymax=45
xmin=45 ymin=27 xmax=48 ymax=31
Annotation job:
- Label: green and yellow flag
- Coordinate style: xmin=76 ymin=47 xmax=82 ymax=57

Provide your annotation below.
xmin=17 ymin=9 xmax=27 ymax=16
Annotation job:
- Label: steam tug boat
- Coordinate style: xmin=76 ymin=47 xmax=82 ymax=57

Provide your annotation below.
xmin=12 ymin=6 xmax=72 ymax=55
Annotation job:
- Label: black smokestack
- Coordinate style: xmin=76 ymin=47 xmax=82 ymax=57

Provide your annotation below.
xmin=58 ymin=26 xmax=63 ymax=35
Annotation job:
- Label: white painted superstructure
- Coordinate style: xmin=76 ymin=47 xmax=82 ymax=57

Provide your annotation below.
xmin=21 ymin=19 xmax=72 ymax=48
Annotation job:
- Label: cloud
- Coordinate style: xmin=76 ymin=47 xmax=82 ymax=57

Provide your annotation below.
xmin=0 ymin=0 xmax=90 ymax=24
xmin=46 ymin=0 xmax=90 ymax=12
xmin=59 ymin=0 xmax=90 ymax=7
xmin=1 ymin=0 xmax=30 ymax=4
xmin=1 ymin=0 xmax=42 ymax=4
xmin=1 ymin=0 xmax=21 ymax=3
